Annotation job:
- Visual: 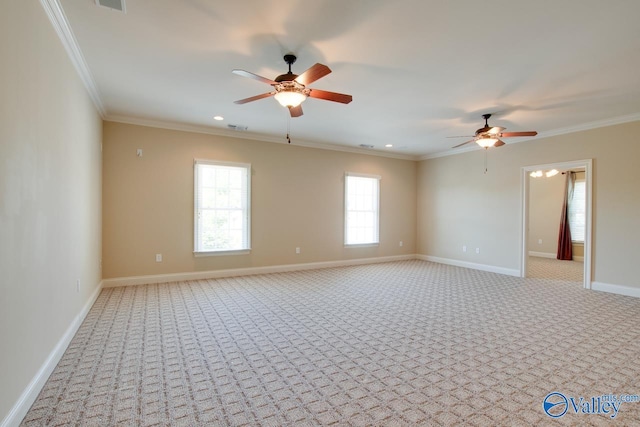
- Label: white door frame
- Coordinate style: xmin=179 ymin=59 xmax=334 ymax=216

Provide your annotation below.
xmin=520 ymin=159 xmax=593 ymax=289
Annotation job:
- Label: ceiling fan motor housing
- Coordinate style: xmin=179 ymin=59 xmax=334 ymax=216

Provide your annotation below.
xmin=476 ymin=114 xmax=493 ymax=135
xmin=275 ymin=73 xmax=297 ymax=82
xmin=275 ymin=54 xmax=299 ymax=82
xmin=475 ymin=126 xmax=490 ymax=136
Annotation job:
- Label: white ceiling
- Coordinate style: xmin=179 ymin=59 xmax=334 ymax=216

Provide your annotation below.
xmin=56 ymin=0 xmax=640 ymax=158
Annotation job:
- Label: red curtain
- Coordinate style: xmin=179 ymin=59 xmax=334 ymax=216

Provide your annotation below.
xmin=557 ymin=172 xmax=573 ymax=260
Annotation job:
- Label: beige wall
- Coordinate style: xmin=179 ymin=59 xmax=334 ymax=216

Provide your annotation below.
xmin=528 ymin=173 xmax=565 ymax=254
xmin=417 ymin=121 xmax=640 ymax=288
xmin=0 ymin=1 xmax=102 ymax=423
xmin=102 ymin=122 xmax=417 ymax=278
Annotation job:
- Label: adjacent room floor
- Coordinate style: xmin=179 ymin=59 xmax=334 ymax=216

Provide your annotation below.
xmin=527 ymin=256 xmax=584 ymax=283
xmin=22 ymin=260 xmax=640 ymax=426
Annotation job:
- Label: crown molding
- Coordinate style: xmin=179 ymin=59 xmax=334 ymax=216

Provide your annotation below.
xmin=418 ymin=113 xmax=640 ymax=161
xmin=40 ymin=0 xmax=106 ymax=117
xmin=105 ymin=115 xmax=419 ymax=161
xmin=533 ymin=112 xmax=640 ymax=139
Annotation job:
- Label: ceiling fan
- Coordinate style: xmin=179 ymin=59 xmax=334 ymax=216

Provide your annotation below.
xmin=232 ymin=54 xmax=353 ymax=118
xmin=451 ymin=114 xmax=538 ymax=148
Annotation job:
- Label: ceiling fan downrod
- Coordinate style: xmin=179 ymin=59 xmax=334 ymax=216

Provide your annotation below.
xmin=283 ymin=54 xmax=297 ymax=74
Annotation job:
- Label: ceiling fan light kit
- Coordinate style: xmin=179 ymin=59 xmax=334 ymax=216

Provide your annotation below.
xmin=233 ymin=54 xmax=352 ymax=118
xmin=273 ymin=83 xmax=308 ymax=108
xmin=475 ymin=135 xmax=499 ymax=148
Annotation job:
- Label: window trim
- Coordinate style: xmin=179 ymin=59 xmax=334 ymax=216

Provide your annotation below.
xmin=344 ymin=172 xmax=381 ymax=247
xmin=193 ymin=159 xmax=251 ymax=256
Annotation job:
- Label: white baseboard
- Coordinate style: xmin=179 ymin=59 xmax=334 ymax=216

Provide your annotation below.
xmin=1 ymin=281 xmax=104 ymax=427
xmin=592 ymin=281 xmax=640 ymax=298
xmin=102 ymin=255 xmax=418 ymax=287
xmin=528 ymin=252 xmax=584 ymax=262
xmin=416 ymin=255 xmax=520 ymax=277
xmin=528 ymin=251 xmax=556 ymax=259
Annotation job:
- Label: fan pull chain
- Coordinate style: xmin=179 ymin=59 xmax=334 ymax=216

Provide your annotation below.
xmin=286 ymin=113 xmax=292 ymax=144
xmin=484 ymin=148 xmax=488 ymax=174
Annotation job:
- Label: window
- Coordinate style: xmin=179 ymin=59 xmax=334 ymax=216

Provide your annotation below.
xmin=194 ymin=160 xmax=251 ymax=254
xmin=345 ymin=173 xmax=380 ymax=246
xmin=568 ymin=179 xmax=586 ymax=243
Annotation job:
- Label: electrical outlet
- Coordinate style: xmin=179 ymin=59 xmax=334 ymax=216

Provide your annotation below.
xmin=463 ymin=245 xmax=467 ymax=252
xmin=136 ymin=148 xmax=143 ymax=157
xmin=155 ymin=254 xmax=162 ymax=262
xmin=295 ymin=247 xmax=301 ymax=254
xmin=475 ymin=248 xmax=480 ymax=254
xmin=538 ymin=239 xmax=543 ymax=244
xmin=399 ymin=241 xmax=403 ymax=247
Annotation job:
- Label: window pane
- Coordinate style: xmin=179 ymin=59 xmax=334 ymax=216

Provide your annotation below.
xmin=201 ymin=167 xmax=215 ymax=187
xmin=216 ymin=188 xmax=229 ymax=208
xmin=216 ymin=168 xmax=229 ymax=187
xmin=568 ymin=180 xmax=585 ymax=242
xmin=229 ymin=189 xmax=242 ymax=208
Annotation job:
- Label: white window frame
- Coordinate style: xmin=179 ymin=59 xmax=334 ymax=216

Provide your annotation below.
xmin=194 ymin=159 xmax=251 ymax=256
xmin=344 ymin=172 xmax=381 ymax=247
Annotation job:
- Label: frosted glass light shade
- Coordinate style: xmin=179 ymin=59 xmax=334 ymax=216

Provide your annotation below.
xmin=274 ymin=91 xmax=307 ymax=108
xmin=476 ymin=136 xmax=498 ymax=148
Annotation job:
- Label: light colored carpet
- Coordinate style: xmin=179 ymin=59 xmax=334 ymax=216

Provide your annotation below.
xmin=21 ymin=260 xmax=640 ymax=426
xmin=527 ymin=256 xmax=584 ymax=283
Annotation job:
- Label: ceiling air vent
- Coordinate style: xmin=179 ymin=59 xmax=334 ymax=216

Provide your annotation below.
xmin=95 ymin=0 xmax=126 ymax=13
xmin=359 ymin=144 xmax=374 ymax=149
xmin=228 ymin=124 xmax=248 ymax=131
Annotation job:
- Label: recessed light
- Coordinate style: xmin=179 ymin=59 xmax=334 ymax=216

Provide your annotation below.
xmin=385 ymin=144 xmax=393 ymax=148
xmin=213 ymin=116 xmax=224 ymax=121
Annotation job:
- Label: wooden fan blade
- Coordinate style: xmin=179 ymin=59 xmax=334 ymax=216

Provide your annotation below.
xmin=308 ymin=89 xmax=353 ymax=104
xmin=499 ymin=131 xmax=538 ymax=137
xmin=494 ymin=139 xmax=506 ymax=147
xmin=295 ymin=63 xmax=331 ymax=86
xmin=452 ymin=139 xmax=475 ymax=148
xmin=234 ymin=92 xmax=274 ymax=104
xmin=232 ymin=69 xmax=277 ymax=85
xmin=289 ymin=105 xmax=303 ymax=117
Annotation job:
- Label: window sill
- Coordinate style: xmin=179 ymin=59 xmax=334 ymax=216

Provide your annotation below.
xmin=194 ymin=249 xmax=251 ymax=257
xmin=344 ymin=243 xmax=379 ymax=248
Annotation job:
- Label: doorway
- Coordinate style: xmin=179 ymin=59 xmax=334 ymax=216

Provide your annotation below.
xmin=521 ymin=159 xmax=592 ymax=288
